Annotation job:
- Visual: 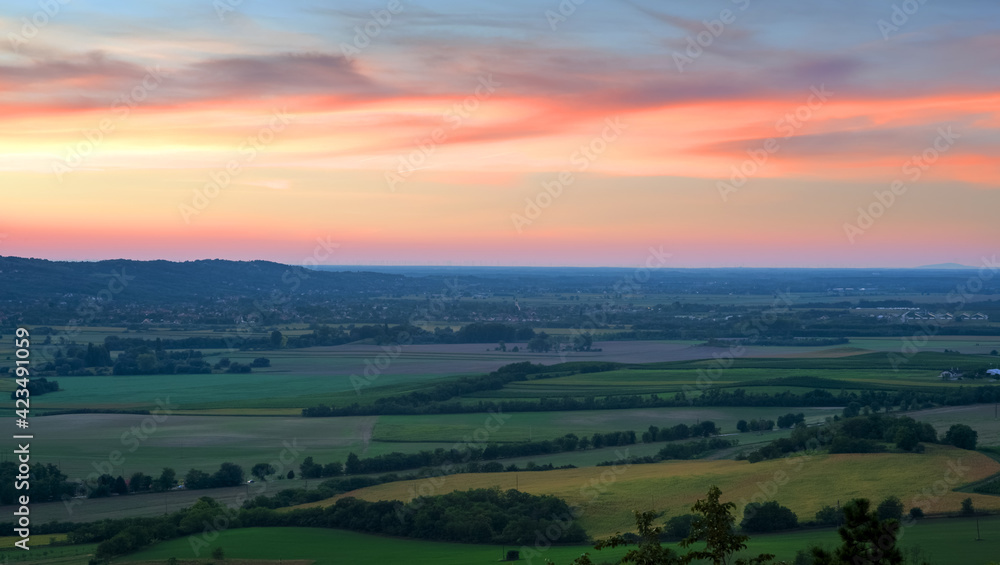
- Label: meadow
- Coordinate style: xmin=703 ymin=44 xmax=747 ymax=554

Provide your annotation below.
xmin=4 ymin=517 xmax=997 ymax=565
xmin=371 ymin=406 xmax=843 ymax=443
xmin=301 ymin=445 xmax=1000 ymax=538
xmin=109 ymin=515 xmax=1000 ymax=565
xmin=19 ymin=407 xmax=822 ymax=493
xmin=5 ymin=323 xmax=1000 ymax=565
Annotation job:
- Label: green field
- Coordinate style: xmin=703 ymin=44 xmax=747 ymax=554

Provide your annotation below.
xmin=900 ymin=404 xmax=1000 ymax=447
xmin=372 ymin=406 xmax=842 ymax=443
xmin=20 ymin=405 xmax=831 ymax=482
xmin=466 ymin=351 xmax=999 ymax=400
xmin=112 ymin=515 xmax=1000 ymax=565
xmin=23 ymin=413 xmax=431 ymax=479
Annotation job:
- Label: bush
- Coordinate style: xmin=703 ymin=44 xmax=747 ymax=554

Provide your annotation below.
xmin=815 ymin=505 xmax=842 ymax=526
xmin=945 ymin=424 xmax=978 ymax=450
xmin=961 ymin=497 xmax=975 ymax=516
xmin=740 ymin=501 xmax=798 ymax=532
xmin=876 ymin=496 xmax=903 ymax=521
xmin=908 ymin=507 xmax=924 ymax=519
xmin=662 ymin=514 xmax=696 ymax=540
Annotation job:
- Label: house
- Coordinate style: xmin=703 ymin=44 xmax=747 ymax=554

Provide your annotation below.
xmin=939 ymin=370 xmax=963 ymax=381
xmin=988 ymin=369 xmax=1000 ymax=377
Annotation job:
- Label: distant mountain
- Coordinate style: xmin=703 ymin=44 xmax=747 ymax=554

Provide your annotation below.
xmin=0 ymin=256 xmax=412 ymax=302
xmin=916 ymin=263 xmax=976 ymax=270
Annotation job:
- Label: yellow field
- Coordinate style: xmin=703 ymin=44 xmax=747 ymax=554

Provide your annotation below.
xmin=296 ymin=445 xmax=1000 ymax=537
xmin=0 ymin=533 xmax=67 ymax=548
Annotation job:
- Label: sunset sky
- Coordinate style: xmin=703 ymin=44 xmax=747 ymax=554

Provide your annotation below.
xmin=1 ymin=0 xmax=998 ymax=267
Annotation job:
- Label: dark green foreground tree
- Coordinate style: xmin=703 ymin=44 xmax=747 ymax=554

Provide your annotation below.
xmin=811 ymin=498 xmax=911 ymax=565
xmin=566 ymin=485 xmax=774 ymax=565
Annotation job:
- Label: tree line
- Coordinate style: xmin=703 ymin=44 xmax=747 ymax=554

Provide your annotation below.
xmin=740 ymin=413 xmax=978 ymax=463
xmin=72 ymin=487 xmax=585 ymax=560
xmin=303 ymin=361 xmax=1000 ymax=418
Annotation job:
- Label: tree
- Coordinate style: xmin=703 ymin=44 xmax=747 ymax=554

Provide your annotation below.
xmin=570 ymin=510 xmax=681 ymax=565
xmin=527 ymin=332 xmax=553 ymax=353
xmin=876 ymin=496 xmax=903 ymax=521
xmin=112 ymin=475 xmax=129 ymax=495
xmin=155 ymin=468 xmax=177 ymax=492
xmin=740 ymin=501 xmax=797 ymax=533
xmin=345 ymin=452 xmax=361 ymax=474
xmin=211 ymin=462 xmax=244 ymax=487
xmin=286 ymin=470 xmax=294 ymax=479
xmin=129 ymin=472 xmax=153 ymax=493
xmin=960 ymin=497 xmax=975 ymax=516
xmin=908 ymin=507 xmax=923 ymax=519
xmin=251 ymin=463 xmax=276 ymax=481
xmin=815 ymin=505 xmax=842 ymax=527
xmin=184 ymin=469 xmax=213 ymax=490
xmin=136 ymin=353 xmax=157 ymax=373
xmin=736 ymin=420 xmax=749 ymax=433
xmin=269 ymin=330 xmax=284 ymax=348
xmin=299 ymin=456 xmax=323 ymax=479
xmin=681 ymin=485 xmax=774 ymax=565
xmin=663 ymin=514 xmax=697 ymax=540
xmin=811 ymin=498 xmax=903 ymax=565
xmin=842 ymin=402 xmax=861 ymax=419
xmin=944 ymin=424 xmax=978 ymax=450
xmin=893 ymin=427 xmax=918 ymax=451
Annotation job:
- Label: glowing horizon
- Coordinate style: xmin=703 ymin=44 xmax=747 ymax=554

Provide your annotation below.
xmin=1 ymin=0 xmax=998 ymax=268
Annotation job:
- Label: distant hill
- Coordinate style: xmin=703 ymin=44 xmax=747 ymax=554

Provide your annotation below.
xmin=0 ymin=256 xmax=411 ymax=302
xmin=916 ymin=263 xmax=976 ymax=270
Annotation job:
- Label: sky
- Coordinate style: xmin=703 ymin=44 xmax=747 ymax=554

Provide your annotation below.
xmin=0 ymin=0 xmax=998 ymax=268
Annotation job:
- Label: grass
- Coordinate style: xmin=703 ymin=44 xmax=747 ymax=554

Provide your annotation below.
xmin=301 ymin=445 xmax=1000 ymax=538
xmin=0 ymin=534 xmax=68 ymax=548
xmin=19 ymin=406 xmax=833 ymax=481
xmin=115 ymin=515 xmax=1000 ymax=565
xmin=0 ymin=543 xmax=98 ymax=565
xmin=899 ymin=404 xmax=1000 ymax=447
xmin=372 ymin=406 xmax=843 ymax=443
xmin=21 ymin=413 xmax=437 ymax=479
xmin=118 ymin=527 xmax=630 ymax=565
